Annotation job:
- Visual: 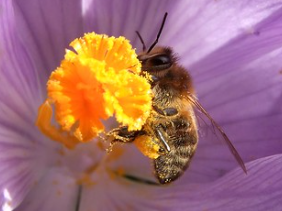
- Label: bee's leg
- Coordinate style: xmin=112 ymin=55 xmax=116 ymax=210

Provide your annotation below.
xmin=154 ymin=125 xmax=171 ymax=153
xmin=104 ymin=126 xmax=136 ymax=153
xmin=151 ymin=106 xmax=178 ymax=154
xmin=107 ymin=126 xmax=145 ymax=143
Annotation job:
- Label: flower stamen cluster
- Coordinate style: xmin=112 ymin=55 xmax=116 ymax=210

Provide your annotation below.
xmin=36 ymin=32 xmax=152 ymax=148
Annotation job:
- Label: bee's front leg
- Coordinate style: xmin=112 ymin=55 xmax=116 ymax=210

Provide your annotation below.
xmin=107 ymin=126 xmax=144 ymax=143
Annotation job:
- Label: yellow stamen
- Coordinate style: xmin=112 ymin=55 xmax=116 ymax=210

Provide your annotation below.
xmin=36 ymin=100 xmax=79 ymax=148
xmin=37 ymin=32 xmax=152 ymax=148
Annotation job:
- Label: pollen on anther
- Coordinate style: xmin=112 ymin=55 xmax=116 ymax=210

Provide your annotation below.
xmin=37 ymin=32 xmax=152 ymax=148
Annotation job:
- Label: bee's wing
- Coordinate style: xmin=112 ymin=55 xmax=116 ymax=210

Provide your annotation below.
xmin=186 ymin=93 xmax=247 ymax=174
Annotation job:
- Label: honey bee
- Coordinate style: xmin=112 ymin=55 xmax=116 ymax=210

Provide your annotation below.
xmin=107 ymin=13 xmax=247 ymax=184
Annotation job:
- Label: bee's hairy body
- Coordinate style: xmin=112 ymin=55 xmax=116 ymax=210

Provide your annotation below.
xmin=108 ymin=47 xmax=199 ymax=184
xmin=140 ymin=47 xmax=198 ymax=184
xmin=105 ymin=12 xmax=246 ymax=185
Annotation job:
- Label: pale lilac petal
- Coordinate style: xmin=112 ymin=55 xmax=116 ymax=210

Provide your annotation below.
xmin=164 ymin=0 xmax=282 ymax=66
xmin=0 ymin=127 xmax=60 ymax=209
xmin=12 ymin=0 xmax=84 ymax=85
xmin=181 ymin=16 xmax=282 ymax=182
xmin=106 ymin=144 xmax=155 ymax=182
xmin=82 ymin=0 xmax=177 ymax=50
xmin=0 ymin=122 xmax=103 ymax=210
xmin=0 ymin=0 xmax=43 ymax=115
xmin=0 ymin=79 xmax=60 ymax=208
xmin=0 ymin=1 xmax=66 ymax=208
xmin=14 ymin=168 xmax=78 ymax=211
xmin=79 ymin=154 xmax=282 ymax=211
xmin=184 ymin=46 xmax=282 ymax=182
xmin=83 ymin=0 xmax=282 ymax=59
xmin=1 ymin=0 xmax=282 ymax=210
xmin=182 ymin=155 xmax=282 ymax=211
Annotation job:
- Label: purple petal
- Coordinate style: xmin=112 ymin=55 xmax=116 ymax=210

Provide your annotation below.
xmin=1 ymin=0 xmax=282 ymax=210
xmin=12 ymin=0 xmax=84 ymax=85
xmin=184 ymin=13 xmax=282 ymax=182
xmin=182 ymin=155 xmax=282 ymax=211
xmin=78 ymin=154 xmax=282 ymax=211
xmin=185 ymin=47 xmax=282 ymax=182
xmin=0 ymin=0 xmax=43 ymax=115
xmin=164 ymin=0 xmax=282 ymax=66
xmin=14 ymin=168 xmax=78 ymax=211
xmin=0 ymin=127 xmax=60 ymax=209
xmin=82 ymin=0 xmax=179 ymax=50
xmin=83 ymin=0 xmax=282 ymax=59
xmin=0 ymin=2 xmax=65 ymax=208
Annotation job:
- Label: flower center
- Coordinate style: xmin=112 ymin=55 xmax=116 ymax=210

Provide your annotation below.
xmin=36 ymin=32 xmax=152 ymax=148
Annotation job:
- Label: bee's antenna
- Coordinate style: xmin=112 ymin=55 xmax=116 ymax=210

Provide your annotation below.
xmin=147 ymin=12 xmax=168 ymax=53
xmin=136 ymin=31 xmax=147 ymax=52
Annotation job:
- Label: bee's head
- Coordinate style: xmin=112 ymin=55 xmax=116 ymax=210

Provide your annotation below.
xmin=137 ymin=47 xmax=176 ymax=81
xmin=135 ymin=13 xmax=170 ymax=82
xmin=135 ymin=13 xmax=194 ymax=93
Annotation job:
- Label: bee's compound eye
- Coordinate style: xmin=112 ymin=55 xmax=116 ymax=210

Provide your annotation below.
xmin=143 ymin=54 xmax=172 ymax=72
xmin=150 ymin=55 xmax=171 ymax=66
xmin=138 ymin=53 xmax=173 ymax=72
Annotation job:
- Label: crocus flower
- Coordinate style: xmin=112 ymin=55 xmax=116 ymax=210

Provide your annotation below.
xmin=1 ymin=0 xmax=282 ymax=210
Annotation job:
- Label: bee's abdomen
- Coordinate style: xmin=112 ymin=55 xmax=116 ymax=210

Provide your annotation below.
xmin=154 ymin=115 xmax=198 ymax=184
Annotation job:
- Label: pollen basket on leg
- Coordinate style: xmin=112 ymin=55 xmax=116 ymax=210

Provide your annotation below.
xmin=36 ymin=32 xmax=152 ymax=147
xmin=134 ymin=135 xmax=161 ymax=159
